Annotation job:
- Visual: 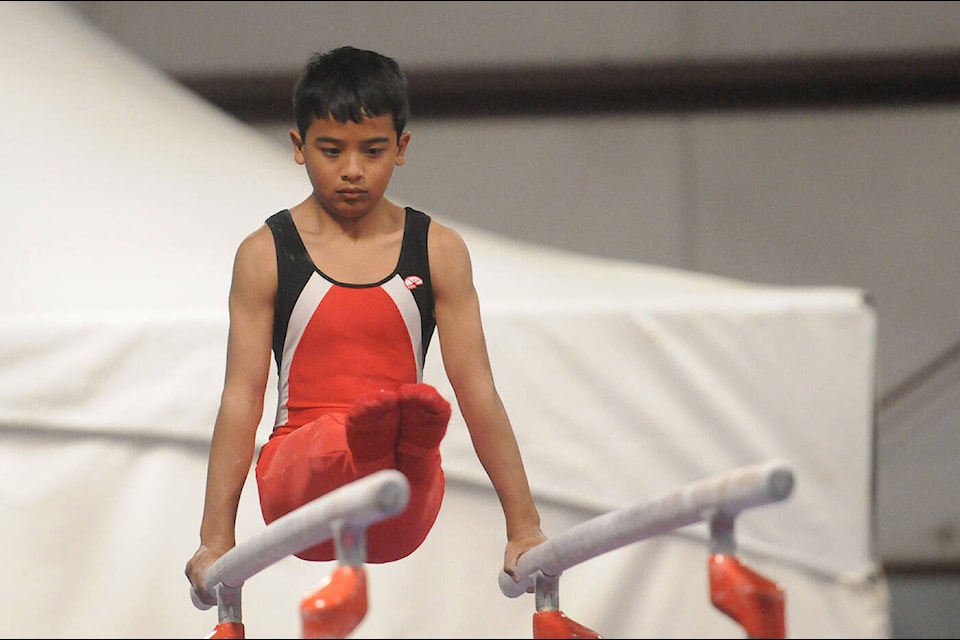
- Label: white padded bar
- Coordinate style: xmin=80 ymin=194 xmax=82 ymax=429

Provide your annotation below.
xmin=192 ymin=469 xmax=410 ymax=609
xmin=500 ymin=458 xmax=794 ymax=597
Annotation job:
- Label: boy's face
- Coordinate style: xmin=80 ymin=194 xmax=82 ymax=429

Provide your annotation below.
xmin=291 ymin=113 xmax=410 ymax=219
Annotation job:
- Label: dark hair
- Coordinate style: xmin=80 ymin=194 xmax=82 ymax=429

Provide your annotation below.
xmin=292 ymin=46 xmax=410 ymax=143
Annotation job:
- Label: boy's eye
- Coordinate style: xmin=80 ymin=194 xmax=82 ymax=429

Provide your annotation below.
xmin=365 ymin=147 xmax=386 ymax=157
xmin=320 ymin=147 xmax=341 ymax=157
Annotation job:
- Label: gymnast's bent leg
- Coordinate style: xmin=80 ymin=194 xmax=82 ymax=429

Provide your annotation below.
xmin=349 ymin=384 xmax=450 ymax=563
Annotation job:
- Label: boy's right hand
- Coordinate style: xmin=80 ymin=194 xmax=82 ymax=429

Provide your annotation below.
xmin=185 ymin=544 xmax=225 ymax=607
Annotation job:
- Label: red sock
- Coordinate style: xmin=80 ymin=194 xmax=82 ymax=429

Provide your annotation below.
xmin=396 ymin=383 xmax=450 ymax=481
xmin=365 ymin=384 xmax=448 ymax=562
xmin=344 ymin=389 xmax=400 ymax=475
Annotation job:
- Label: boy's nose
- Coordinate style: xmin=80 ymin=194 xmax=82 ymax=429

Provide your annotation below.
xmin=341 ymin=153 xmax=363 ymax=180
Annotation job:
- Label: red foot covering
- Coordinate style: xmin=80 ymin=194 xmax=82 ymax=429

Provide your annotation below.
xmin=300 ymin=565 xmax=369 ymax=639
xmin=204 ymin=621 xmax=244 ymax=639
xmin=257 ymin=384 xmax=449 ymax=563
xmin=533 ymin=610 xmax=603 ymax=639
xmin=709 ymin=553 xmax=786 ymax=639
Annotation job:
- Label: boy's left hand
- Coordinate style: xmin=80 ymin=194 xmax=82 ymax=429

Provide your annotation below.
xmin=503 ymin=527 xmax=548 ymax=592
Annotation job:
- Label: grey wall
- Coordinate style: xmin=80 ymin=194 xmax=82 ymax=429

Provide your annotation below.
xmin=68 ymin=1 xmax=960 ymax=71
xmin=64 ymin=2 xmax=960 ymax=637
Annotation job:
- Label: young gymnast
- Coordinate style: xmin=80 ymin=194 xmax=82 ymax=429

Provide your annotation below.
xmin=185 ymin=45 xmax=547 ymax=607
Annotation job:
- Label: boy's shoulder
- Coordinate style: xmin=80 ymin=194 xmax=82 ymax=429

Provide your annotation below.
xmin=236 ymin=219 xmax=278 ymax=261
xmin=421 ymin=213 xmax=468 ymax=258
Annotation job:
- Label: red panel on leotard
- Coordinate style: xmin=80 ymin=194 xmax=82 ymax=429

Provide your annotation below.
xmin=286 ymin=284 xmax=417 ymax=427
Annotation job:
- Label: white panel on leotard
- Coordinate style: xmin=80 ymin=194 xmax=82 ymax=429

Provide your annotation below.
xmin=274 ymin=273 xmax=333 ymax=426
xmin=382 ymin=274 xmax=424 ymax=381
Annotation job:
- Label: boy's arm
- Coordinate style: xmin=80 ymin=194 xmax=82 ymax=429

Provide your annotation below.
xmin=185 ymin=226 xmax=276 ymax=605
xmin=429 ymin=221 xmax=547 ymax=583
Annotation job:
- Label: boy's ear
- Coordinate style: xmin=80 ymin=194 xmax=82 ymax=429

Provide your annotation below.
xmin=290 ymin=128 xmax=305 ymax=165
xmin=395 ymin=131 xmax=412 ymax=166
